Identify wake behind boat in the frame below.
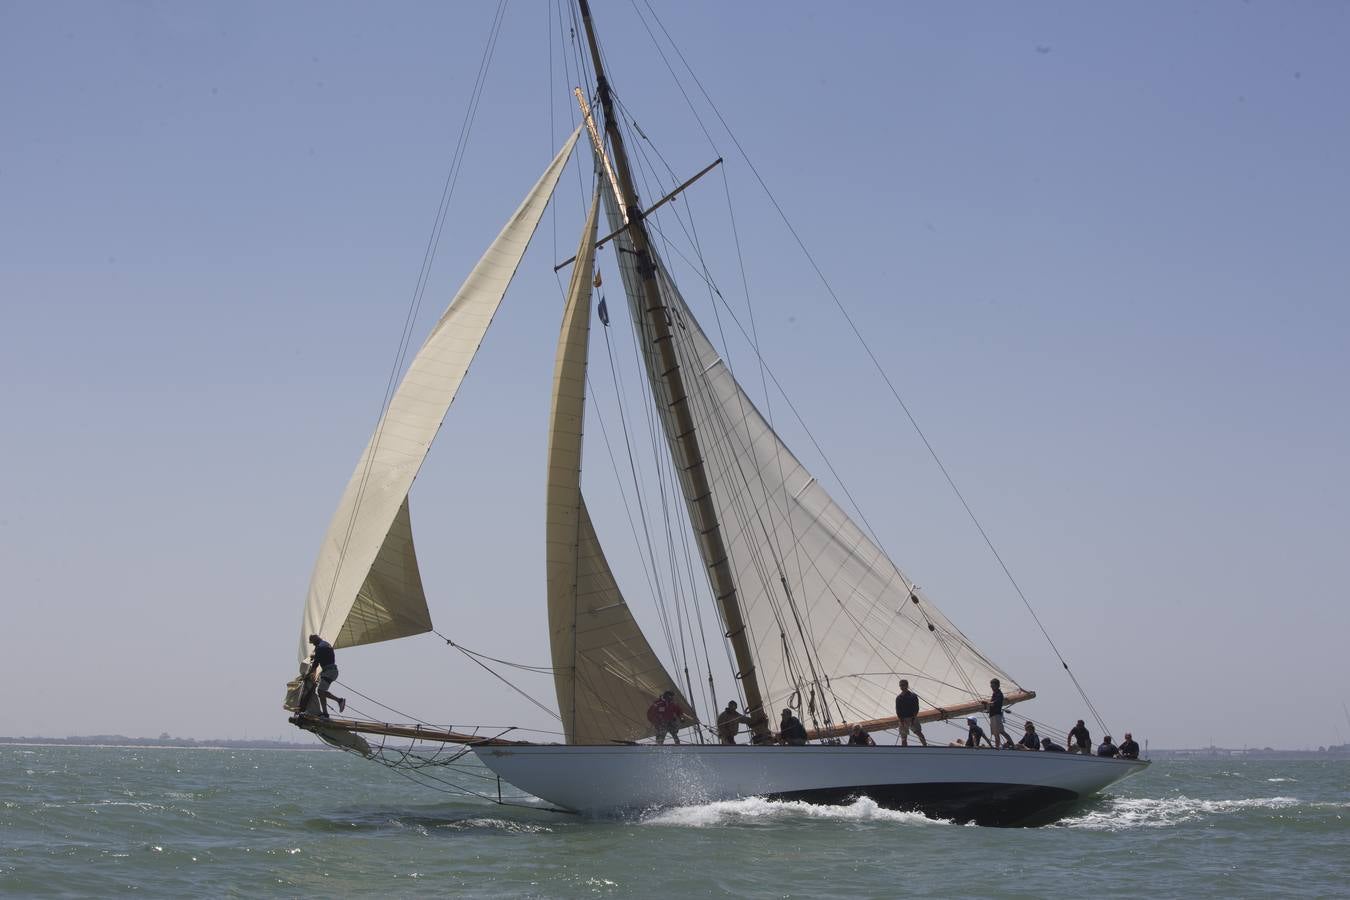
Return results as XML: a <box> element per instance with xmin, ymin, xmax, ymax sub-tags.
<box><xmin>284</xmin><ymin>0</ymin><xmax>1147</xmax><ymax>826</ymax></box>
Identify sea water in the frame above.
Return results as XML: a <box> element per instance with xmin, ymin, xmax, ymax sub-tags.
<box><xmin>2</xmin><ymin>745</ymin><xmax>1346</xmax><ymax>897</ymax></box>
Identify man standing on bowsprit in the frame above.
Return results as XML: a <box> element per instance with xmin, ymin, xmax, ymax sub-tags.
<box><xmin>306</xmin><ymin>634</ymin><xmax>346</xmax><ymax>718</ymax></box>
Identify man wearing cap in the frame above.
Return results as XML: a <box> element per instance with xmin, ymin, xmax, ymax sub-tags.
<box><xmin>647</xmin><ymin>691</ymin><xmax>685</xmax><ymax>744</ymax></box>
<box><xmin>965</xmin><ymin>716</ymin><xmax>991</xmax><ymax>748</ymax></box>
<box><xmin>306</xmin><ymin>634</ymin><xmax>346</xmax><ymax>718</ymax></box>
<box><xmin>1118</xmin><ymin>732</ymin><xmax>1140</xmax><ymax>759</ymax></box>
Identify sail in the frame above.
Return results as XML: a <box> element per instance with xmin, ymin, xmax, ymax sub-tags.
<box><xmin>300</xmin><ymin>127</ymin><xmax>582</xmax><ymax>661</ymax></box>
<box><xmin>546</xmin><ymin>187</ymin><xmax>695</xmax><ymax>743</ymax></box>
<box><xmin>601</xmin><ymin>192</ymin><xmax>1022</xmax><ymax>728</ymax></box>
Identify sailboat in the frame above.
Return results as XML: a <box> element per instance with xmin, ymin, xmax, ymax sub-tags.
<box><xmin>285</xmin><ymin>0</ymin><xmax>1148</xmax><ymax>826</ymax></box>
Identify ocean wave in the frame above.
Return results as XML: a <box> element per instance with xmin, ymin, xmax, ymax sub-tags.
<box><xmin>638</xmin><ymin>795</ymin><xmax>948</xmax><ymax>828</ymax></box>
<box><xmin>1061</xmin><ymin>795</ymin><xmax>1301</xmax><ymax>830</ymax></box>
<box><xmin>434</xmin><ymin>817</ymin><xmax>554</xmax><ymax>834</ymax></box>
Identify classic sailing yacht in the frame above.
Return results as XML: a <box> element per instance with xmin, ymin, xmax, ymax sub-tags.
<box><xmin>286</xmin><ymin>1</ymin><xmax>1147</xmax><ymax>826</ymax></box>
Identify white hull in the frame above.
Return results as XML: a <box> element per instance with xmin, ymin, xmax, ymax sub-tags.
<box><xmin>474</xmin><ymin>744</ymin><xmax>1148</xmax><ymax>826</ymax></box>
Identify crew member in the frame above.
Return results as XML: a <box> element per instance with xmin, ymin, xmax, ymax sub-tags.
<box><xmin>647</xmin><ymin>690</ymin><xmax>684</xmax><ymax>744</ymax></box>
<box><xmin>716</xmin><ymin>700</ymin><xmax>752</xmax><ymax>745</ymax></box>
<box><xmin>779</xmin><ymin>709</ymin><xmax>808</xmax><ymax>745</ymax></box>
<box><xmin>306</xmin><ymin>634</ymin><xmax>346</xmax><ymax>718</ymax></box>
<box><xmin>895</xmin><ymin>679</ymin><xmax>927</xmax><ymax>747</ymax></box>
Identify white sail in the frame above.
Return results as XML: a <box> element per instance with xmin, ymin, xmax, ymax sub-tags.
<box><xmin>300</xmin><ymin>127</ymin><xmax>582</xmax><ymax>661</ymax></box>
<box><xmin>601</xmin><ymin>193</ymin><xmax>1021</xmax><ymax>727</ymax></box>
<box><xmin>546</xmin><ymin>187</ymin><xmax>695</xmax><ymax>743</ymax></box>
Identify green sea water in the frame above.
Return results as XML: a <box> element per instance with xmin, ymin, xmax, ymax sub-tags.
<box><xmin>2</xmin><ymin>745</ymin><xmax>1346</xmax><ymax>897</ymax></box>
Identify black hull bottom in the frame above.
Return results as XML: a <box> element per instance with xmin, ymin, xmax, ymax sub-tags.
<box><xmin>766</xmin><ymin>782</ymin><xmax>1082</xmax><ymax>827</ymax></box>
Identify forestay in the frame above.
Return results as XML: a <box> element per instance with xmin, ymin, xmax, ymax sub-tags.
<box><xmin>601</xmin><ymin>192</ymin><xmax>1022</xmax><ymax>728</ymax></box>
<box><xmin>545</xmin><ymin>187</ymin><xmax>695</xmax><ymax>743</ymax></box>
<box><xmin>300</xmin><ymin>127</ymin><xmax>582</xmax><ymax>661</ymax></box>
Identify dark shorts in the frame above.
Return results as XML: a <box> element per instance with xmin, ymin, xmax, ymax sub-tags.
<box><xmin>318</xmin><ymin>665</ymin><xmax>338</xmax><ymax>689</ymax></box>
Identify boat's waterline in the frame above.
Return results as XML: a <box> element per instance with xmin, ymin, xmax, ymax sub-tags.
<box><xmin>473</xmin><ymin>744</ymin><xmax>1149</xmax><ymax>826</ymax></box>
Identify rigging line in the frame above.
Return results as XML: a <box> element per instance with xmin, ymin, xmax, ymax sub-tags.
<box><xmin>628</xmin><ymin>0</ymin><xmax>720</xmax><ymax>154</ymax></box>
<box><xmin>334</xmin><ymin>681</ymin><xmax>434</xmax><ymax>727</ymax></box>
<box><xmin>664</xmin><ymin>319</ymin><xmax>815</xmax><ymax>719</ymax></box>
<box><xmin>376</xmin><ymin>747</ymin><xmax>571</xmax><ymax>814</ymax></box>
<box><xmin>652</xmin><ymin>420</ymin><xmax>717</xmax><ymax>721</ymax></box>
<box><xmin>587</xmin><ymin>369</ymin><xmax>666</xmax><ymax>611</ymax></box>
<box><xmin>712</xmin><ymin>164</ymin><xmax>827</xmax><ymax>709</ymax></box>
<box><xmin>320</xmin><ymin>0</ymin><xmax>510</xmax><ymax>616</ymax></box>
<box><xmin>600</xmin><ymin>320</ymin><xmax>681</xmax><ymax>667</ymax></box>
<box><xmin>597</xmin><ymin>173</ymin><xmax>748</xmax><ymax>714</ymax></box>
<box><xmin>596</xmin><ymin>105</ymin><xmax>718</xmax><ymax>696</ymax></box>
<box><xmin>637</xmin><ymin>0</ymin><xmax>1103</xmax><ymax>733</ymax></box>
<box><xmin>434</xmin><ymin>632</ymin><xmax>563</xmax><ymax>722</ymax></box>
<box><xmin>544</xmin><ymin>183</ymin><xmax>666</xmax><ymax>635</ymax></box>
<box><xmin>608</xmin><ymin>216</ymin><xmax>698</xmax><ymax>676</ymax></box>
<box><xmin>432</xmin><ymin>631</ymin><xmax>557</xmax><ymax>674</ymax></box>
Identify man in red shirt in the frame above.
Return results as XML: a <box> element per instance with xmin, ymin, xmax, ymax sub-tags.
<box><xmin>647</xmin><ymin>690</ymin><xmax>684</xmax><ymax>744</ymax></box>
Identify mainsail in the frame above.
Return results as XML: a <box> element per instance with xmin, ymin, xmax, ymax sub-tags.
<box><xmin>601</xmin><ymin>192</ymin><xmax>1023</xmax><ymax>729</ymax></box>
<box><xmin>545</xmin><ymin>187</ymin><xmax>695</xmax><ymax>743</ymax></box>
<box><xmin>300</xmin><ymin>127</ymin><xmax>581</xmax><ymax>661</ymax></box>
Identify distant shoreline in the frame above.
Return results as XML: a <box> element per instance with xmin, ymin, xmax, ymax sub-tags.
<box><xmin>1</xmin><ymin>736</ymin><xmax>321</xmax><ymax>751</ymax></box>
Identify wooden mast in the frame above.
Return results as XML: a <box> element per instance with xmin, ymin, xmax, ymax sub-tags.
<box><xmin>574</xmin><ymin>0</ymin><xmax>770</xmax><ymax>741</ymax></box>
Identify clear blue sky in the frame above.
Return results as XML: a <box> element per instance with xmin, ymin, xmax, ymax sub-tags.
<box><xmin>2</xmin><ymin>1</ymin><xmax>1346</xmax><ymax>749</ymax></box>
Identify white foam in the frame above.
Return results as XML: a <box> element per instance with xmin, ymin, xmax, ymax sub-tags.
<box><xmin>1061</xmin><ymin>795</ymin><xmax>1301</xmax><ymax>830</ymax></box>
<box><xmin>638</xmin><ymin>795</ymin><xmax>949</xmax><ymax>828</ymax></box>
<box><xmin>436</xmin><ymin>817</ymin><xmax>554</xmax><ymax>834</ymax></box>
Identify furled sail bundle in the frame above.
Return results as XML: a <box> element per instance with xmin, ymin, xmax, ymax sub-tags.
<box><xmin>600</xmin><ymin>191</ymin><xmax>1022</xmax><ymax>729</ymax></box>
<box><xmin>545</xmin><ymin>187</ymin><xmax>695</xmax><ymax>744</ymax></box>
<box><xmin>300</xmin><ymin>127</ymin><xmax>581</xmax><ymax>661</ymax></box>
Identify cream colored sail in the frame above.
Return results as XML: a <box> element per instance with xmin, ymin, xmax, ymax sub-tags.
<box><xmin>300</xmin><ymin>127</ymin><xmax>581</xmax><ymax>661</ymax></box>
<box><xmin>601</xmin><ymin>192</ymin><xmax>1021</xmax><ymax>728</ymax></box>
<box><xmin>546</xmin><ymin>187</ymin><xmax>695</xmax><ymax>743</ymax></box>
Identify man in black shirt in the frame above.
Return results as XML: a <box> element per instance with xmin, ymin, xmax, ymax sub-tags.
<box><xmin>306</xmin><ymin>633</ymin><xmax>347</xmax><ymax>718</ymax></box>
<box><xmin>965</xmin><ymin>716</ymin><xmax>991</xmax><ymax>748</ymax></box>
<box><xmin>1067</xmin><ymin>719</ymin><xmax>1092</xmax><ymax>755</ymax></box>
<box><xmin>987</xmin><ymin>678</ymin><xmax>1013</xmax><ymax>749</ymax></box>
<box><xmin>716</xmin><ymin>701</ymin><xmax>752</xmax><ymax>745</ymax></box>
<box><xmin>1097</xmin><ymin>735</ymin><xmax>1119</xmax><ymax>757</ymax></box>
<box><xmin>1117</xmin><ymin>732</ymin><xmax>1140</xmax><ymax>760</ymax></box>
<box><xmin>778</xmin><ymin>709</ymin><xmax>808</xmax><ymax>745</ymax></box>
<box><xmin>894</xmin><ymin>679</ymin><xmax>927</xmax><ymax>747</ymax></box>
<box><xmin>1018</xmin><ymin>720</ymin><xmax>1041</xmax><ymax>750</ymax></box>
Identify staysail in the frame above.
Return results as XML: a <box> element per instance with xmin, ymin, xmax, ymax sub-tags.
<box><xmin>300</xmin><ymin>127</ymin><xmax>582</xmax><ymax>661</ymax></box>
<box><xmin>601</xmin><ymin>192</ymin><xmax>1023</xmax><ymax>728</ymax></box>
<box><xmin>546</xmin><ymin>186</ymin><xmax>695</xmax><ymax>743</ymax></box>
